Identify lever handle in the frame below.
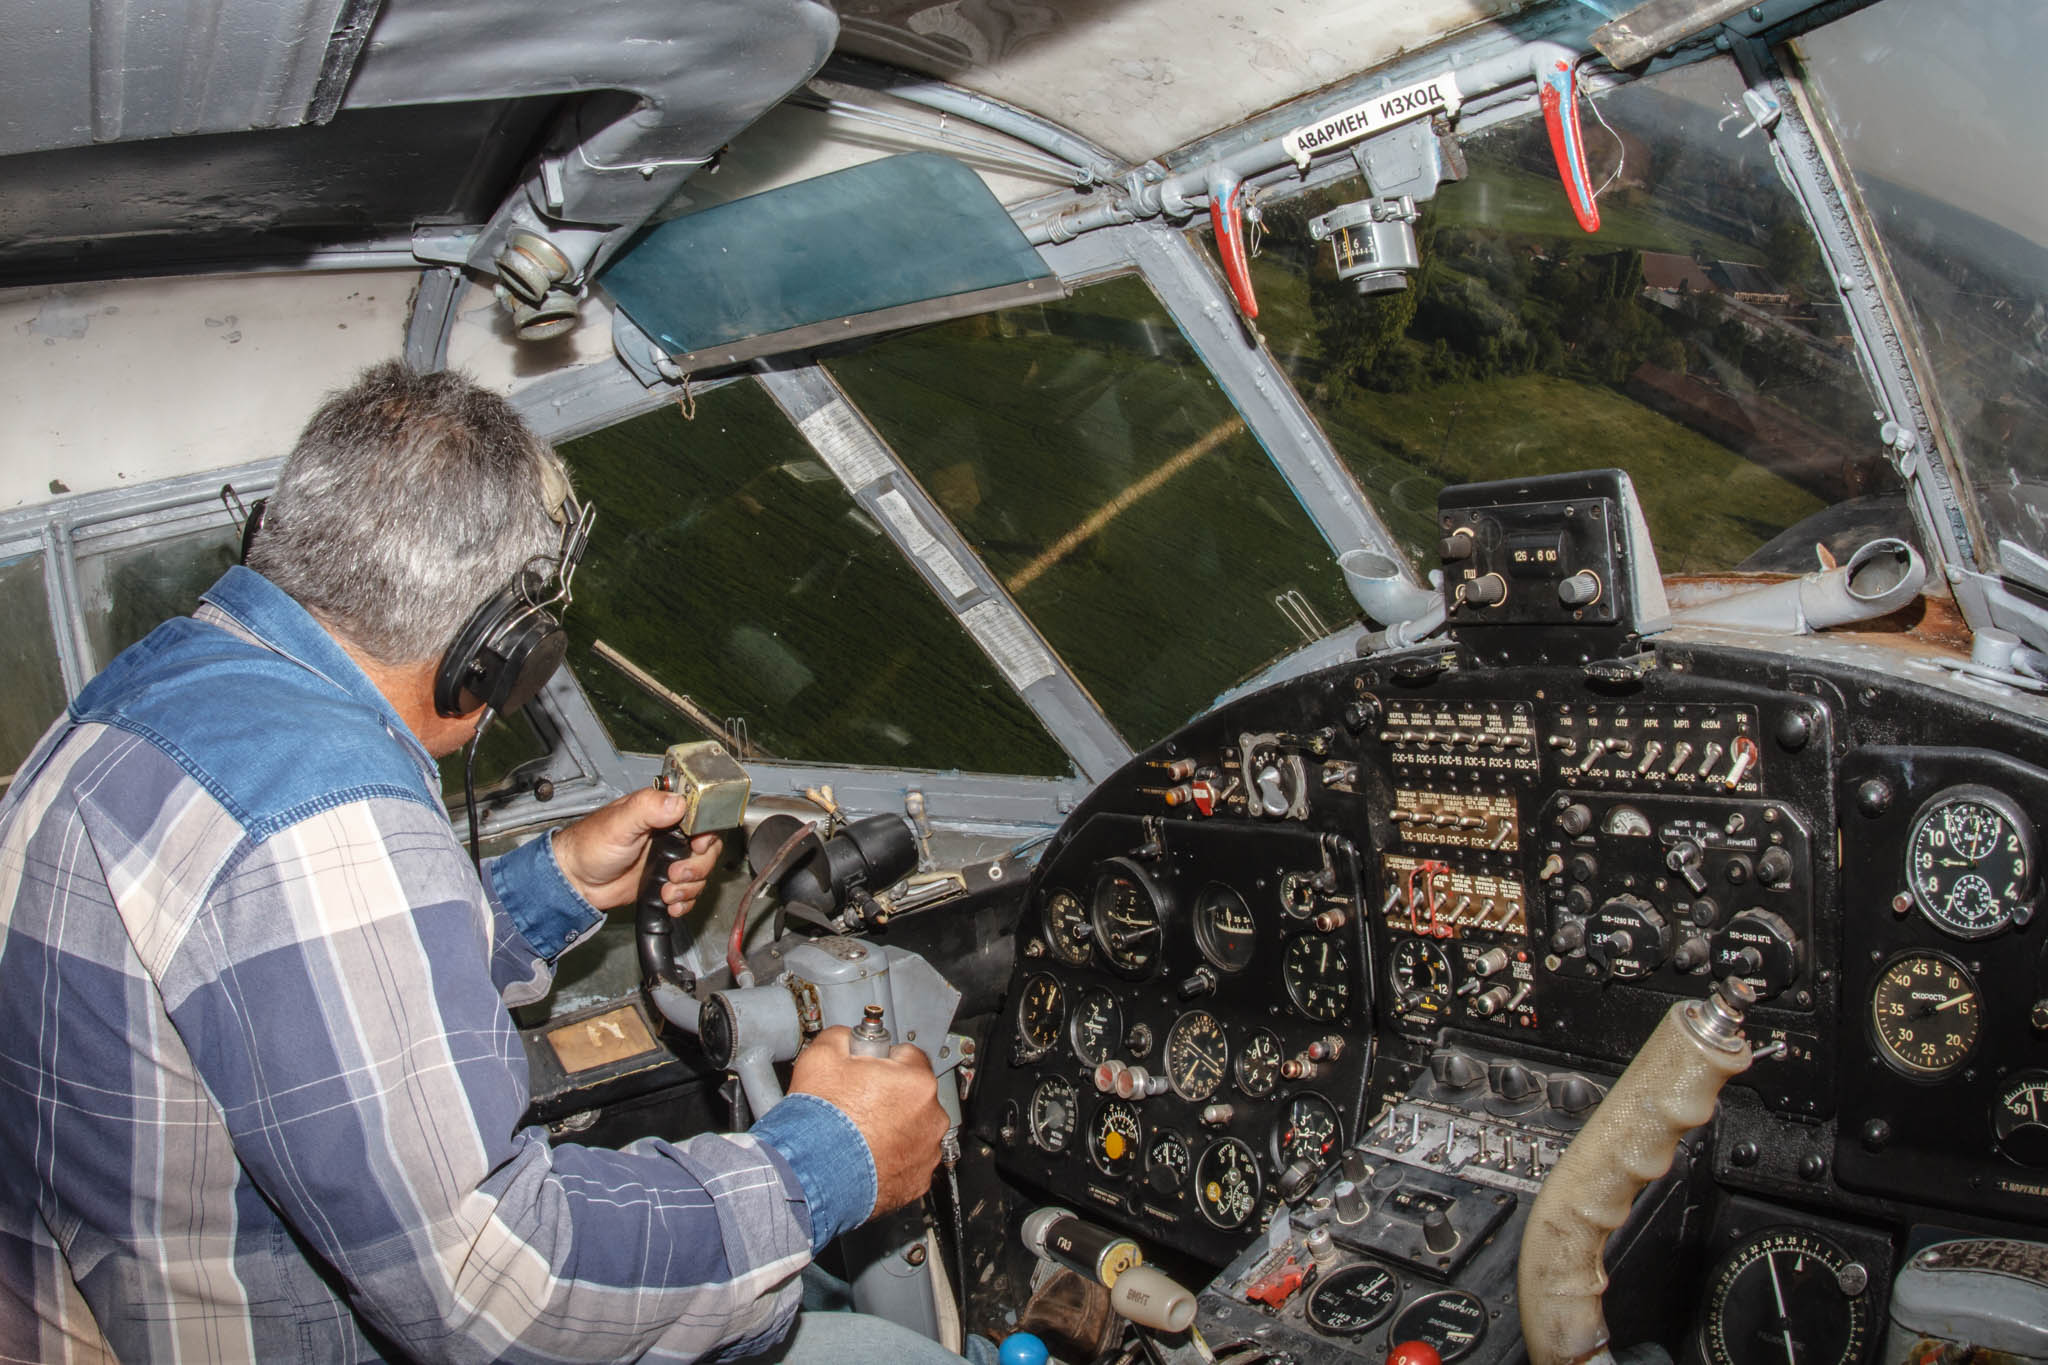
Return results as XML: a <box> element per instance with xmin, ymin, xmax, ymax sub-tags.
<box><xmin>1207</xmin><ymin>170</ymin><xmax>1261</xmax><ymax>319</ymax></box>
<box><xmin>636</xmin><ymin>826</ymin><xmax>697</xmax><ymax>992</ymax></box>
<box><xmin>1536</xmin><ymin>56</ymin><xmax>1601</xmax><ymax>233</ymax></box>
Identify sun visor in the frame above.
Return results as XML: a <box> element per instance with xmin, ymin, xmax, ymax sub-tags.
<box><xmin>600</xmin><ymin>152</ymin><xmax>1064</xmax><ymax>376</ymax></box>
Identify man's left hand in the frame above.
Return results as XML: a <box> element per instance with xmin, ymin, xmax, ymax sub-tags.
<box><xmin>551</xmin><ymin>788</ymin><xmax>723</xmax><ymax>914</ymax></box>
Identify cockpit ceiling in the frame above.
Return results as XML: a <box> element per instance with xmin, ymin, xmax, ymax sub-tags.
<box><xmin>832</xmin><ymin>0</ymin><xmax>1526</xmax><ymax>165</ymax></box>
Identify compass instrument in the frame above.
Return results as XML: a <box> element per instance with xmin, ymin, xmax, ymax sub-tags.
<box><xmin>1194</xmin><ymin>1136</ymin><xmax>1261</xmax><ymax>1229</ymax></box>
<box><xmin>1283</xmin><ymin>933</ymin><xmax>1351</xmax><ymax>1021</ymax></box>
<box><xmin>1698</xmin><ymin>1228</ymin><xmax>1872</xmax><ymax>1365</ymax></box>
<box><xmin>1194</xmin><ymin>882</ymin><xmax>1258</xmax><ymax>972</ymax></box>
<box><xmin>1091</xmin><ymin>857</ymin><xmax>1168</xmax><ymax>977</ymax></box>
<box><xmin>1905</xmin><ymin>786</ymin><xmax>2035</xmax><ymax>939</ymax></box>
<box><xmin>1868</xmin><ymin>950</ymin><xmax>1981</xmax><ymax>1079</ymax></box>
<box><xmin>1165</xmin><ymin>1010</ymin><xmax>1229</xmax><ymax>1101</ymax></box>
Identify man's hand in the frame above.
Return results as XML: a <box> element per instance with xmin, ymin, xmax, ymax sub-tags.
<box><xmin>788</xmin><ymin>1026</ymin><xmax>949</xmax><ymax>1218</ymax></box>
<box><xmin>550</xmin><ymin>787</ymin><xmax>723</xmax><ymax>914</ymax></box>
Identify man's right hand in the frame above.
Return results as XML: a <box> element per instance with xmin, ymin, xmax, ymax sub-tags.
<box><xmin>787</xmin><ymin>1026</ymin><xmax>949</xmax><ymax>1218</ymax></box>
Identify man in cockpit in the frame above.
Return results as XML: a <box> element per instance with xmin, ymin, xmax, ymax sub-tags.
<box><xmin>0</xmin><ymin>362</ymin><xmax>959</xmax><ymax>1364</ymax></box>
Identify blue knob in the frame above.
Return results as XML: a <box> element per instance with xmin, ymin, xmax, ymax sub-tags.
<box><xmin>999</xmin><ymin>1331</ymin><xmax>1049</xmax><ymax>1365</ymax></box>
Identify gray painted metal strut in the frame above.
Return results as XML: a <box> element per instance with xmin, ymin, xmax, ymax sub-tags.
<box><xmin>752</xmin><ymin>360</ymin><xmax>1133</xmax><ymax>785</ymax></box>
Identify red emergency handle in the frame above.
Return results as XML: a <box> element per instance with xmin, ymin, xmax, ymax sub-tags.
<box><xmin>1537</xmin><ymin>57</ymin><xmax>1601</xmax><ymax>233</ymax></box>
<box><xmin>1207</xmin><ymin>170</ymin><xmax>1259</xmax><ymax>319</ymax></box>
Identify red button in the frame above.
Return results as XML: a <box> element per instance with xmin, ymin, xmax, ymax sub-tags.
<box><xmin>1388</xmin><ymin>1344</ymin><xmax>1443</xmax><ymax>1365</ymax></box>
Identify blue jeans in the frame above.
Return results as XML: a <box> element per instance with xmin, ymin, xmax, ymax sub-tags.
<box><xmin>730</xmin><ymin>1309</ymin><xmax>977</xmax><ymax>1365</ymax></box>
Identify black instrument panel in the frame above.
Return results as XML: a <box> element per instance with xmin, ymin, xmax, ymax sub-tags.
<box><xmin>980</xmin><ymin>816</ymin><xmax>1373</xmax><ymax>1264</ymax></box>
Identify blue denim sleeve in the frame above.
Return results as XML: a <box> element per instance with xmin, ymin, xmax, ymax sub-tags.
<box><xmin>749</xmin><ymin>1093</ymin><xmax>879</xmax><ymax>1253</ymax></box>
<box><xmin>485</xmin><ymin>828</ymin><xmax>605</xmax><ymax>963</ymax></box>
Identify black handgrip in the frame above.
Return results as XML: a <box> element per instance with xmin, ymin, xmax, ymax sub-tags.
<box><xmin>637</xmin><ymin>826</ymin><xmax>697</xmax><ymax>992</ymax></box>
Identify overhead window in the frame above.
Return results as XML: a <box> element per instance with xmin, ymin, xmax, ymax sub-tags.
<box><xmin>555</xmin><ymin>379</ymin><xmax>1071</xmax><ymax>775</ymax></box>
<box><xmin>827</xmin><ymin>274</ymin><xmax>1358</xmax><ymax>751</ymax></box>
<box><xmin>0</xmin><ymin>551</ymin><xmax>68</xmax><ymax>797</ymax></box>
<box><xmin>1241</xmin><ymin>56</ymin><xmax>1894</xmax><ymax>575</ymax></box>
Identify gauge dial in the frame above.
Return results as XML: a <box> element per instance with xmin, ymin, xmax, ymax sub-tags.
<box><xmin>1283</xmin><ymin>934</ymin><xmax>1351</xmax><ymax>1021</ymax></box>
<box><xmin>1015</xmin><ymin>973</ymin><xmax>1065</xmax><ymax>1060</ymax></box>
<box><xmin>1869</xmin><ymin>950</ymin><xmax>1981</xmax><ymax>1079</ymax></box>
<box><xmin>1602</xmin><ymin>804</ymin><xmax>1652</xmax><ymax>837</ymax></box>
<box><xmin>1993</xmin><ymin>1069</ymin><xmax>2048</xmax><ymax>1167</ymax></box>
<box><xmin>1041</xmin><ymin>890</ymin><xmax>1091</xmax><ymax>965</ymax></box>
<box><xmin>1906</xmin><ymin>786</ymin><xmax>2034</xmax><ymax>939</ymax></box>
<box><xmin>1280</xmin><ymin>871</ymin><xmax>1320</xmax><ymax>919</ymax></box>
<box><xmin>1699</xmin><ymin>1228</ymin><xmax>1872</xmax><ymax>1365</ymax></box>
<box><xmin>1195</xmin><ymin>883</ymin><xmax>1258</xmax><ymax>973</ymax></box>
<box><xmin>1305</xmin><ymin>1263</ymin><xmax>1399</xmax><ymax>1335</ymax></box>
<box><xmin>1165</xmin><ymin>1010</ymin><xmax>1229</xmax><ymax>1101</ymax></box>
<box><xmin>1387</xmin><ymin>1291</ymin><xmax>1487</xmax><ymax>1362</ymax></box>
<box><xmin>1194</xmin><ymin>1137</ymin><xmax>1262</xmax><ymax>1229</ymax></box>
<box><xmin>1146</xmin><ymin>1130</ymin><xmax>1191</xmax><ymax>1195</ymax></box>
<box><xmin>1272</xmin><ymin>1092</ymin><xmax>1343</xmax><ymax>1169</ymax></box>
<box><xmin>1028</xmin><ymin>1077</ymin><xmax>1078</xmax><ymax>1153</ymax></box>
<box><xmin>1069</xmin><ymin>987</ymin><xmax>1123</xmax><ymax>1067</ymax></box>
<box><xmin>1088</xmin><ymin>1099</ymin><xmax>1144</xmax><ymax>1179</ymax></box>
<box><xmin>1235</xmin><ymin>1028</ymin><xmax>1283</xmax><ymax>1098</ymax></box>
<box><xmin>1392</xmin><ymin>937</ymin><xmax>1454</xmax><ymax>1018</ymax></box>
<box><xmin>1090</xmin><ymin>858</ymin><xmax>1167</xmax><ymax>977</ymax></box>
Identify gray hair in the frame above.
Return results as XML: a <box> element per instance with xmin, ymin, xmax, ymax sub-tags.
<box><xmin>248</xmin><ymin>361</ymin><xmax>569</xmax><ymax>667</ymax></box>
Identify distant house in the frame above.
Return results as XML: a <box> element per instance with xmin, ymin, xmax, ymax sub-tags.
<box><xmin>1638</xmin><ymin>250</ymin><xmax>1792</xmax><ymax>312</ymax></box>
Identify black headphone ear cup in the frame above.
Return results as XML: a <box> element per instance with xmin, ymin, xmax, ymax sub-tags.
<box><xmin>433</xmin><ymin>593</ymin><xmax>569</xmax><ymax>717</ymax></box>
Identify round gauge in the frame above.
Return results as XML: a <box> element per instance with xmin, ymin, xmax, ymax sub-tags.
<box><xmin>1041</xmin><ymin>890</ymin><xmax>1092</xmax><ymax>965</ymax></box>
<box><xmin>1235</xmin><ymin>1028</ymin><xmax>1283</xmax><ymax>1098</ymax></box>
<box><xmin>1194</xmin><ymin>883</ymin><xmax>1258</xmax><ymax>973</ymax></box>
<box><xmin>1386</xmin><ymin>1291</ymin><xmax>1487</xmax><ymax>1362</ymax></box>
<box><xmin>1869</xmin><ymin>950</ymin><xmax>1981</xmax><ymax>1079</ymax></box>
<box><xmin>1906</xmin><ymin>786</ymin><xmax>2035</xmax><ymax>939</ymax></box>
<box><xmin>1090</xmin><ymin>858</ymin><xmax>1168</xmax><ymax>977</ymax></box>
<box><xmin>1015</xmin><ymin>972</ymin><xmax>1065</xmax><ymax>1060</ymax></box>
<box><xmin>1088</xmin><ymin>1099</ymin><xmax>1144</xmax><ymax>1179</ymax></box>
<box><xmin>1272</xmin><ymin>1092</ymin><xmax>1343</xmax><ymax>1170</ymax></box>
<box><xmin>1305</xmin><ymin>1263</ymin><xmax>1399</xmax><ymax>1335</ymax></box>
<box><xmin>1028</xmin><ymin>1077</ymin><xmax>1078</xmax><ymax>1154</ymax></box>
<box><xmin>1165</xmin><ymin>1010</ymin><xmax>1230</xmax><ymax>1101</ymax></box>
<box><xmin>1279</xmin><ymin>871</ymin><xmax>1320</xmax><ymax>918</ymax></box>
<box><xmin>1068</xmin><ymin>987</ymin><xmax>1123</xmax><ymax>1067</ymax></box>
<box><xmin>1602</xmin><ymin>804</ymin><xmax>1652</xmax><ymax>837</ymax></box>
<box><xmin>1194</xmin><ymin>1137</ymin><xmax>1262</xmax><ymax>1230</ymax></box>
<box><xmin>1392</xmin><ymin>937</ymin><xmax>1454</xmax><ymax>1017</ymax></box>
<box><xmin>1283</xmin><ymin>935</ymin><xmax>1351</xmax><ymax>1021</ymax></box>
<box><xmin>1146</xmin><ymin>1130</ymin><xmax>1191</xmax><ymax>1195</ymax></box>
<box><xmin>1992</xmin><ymin>1069</ymin><xmax>2048</xmax><ymax>1167</ymax></box>
<box><xmin>1698</xmin><ymin>1228</ymin><xmax>1873</xmax><ymax>1365</ymax></box>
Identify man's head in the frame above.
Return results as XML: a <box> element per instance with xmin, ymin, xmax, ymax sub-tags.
<box><xmin>248</xmin><ymin>362</ymin><xmax>577</xmax><ymax>749</ymax></box>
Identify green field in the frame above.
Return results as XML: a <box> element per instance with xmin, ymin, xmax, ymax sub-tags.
<box><xmin>1433</xmin><ymin>163</ymin><xmax>1767</xmax><ymax>267</ymax></box>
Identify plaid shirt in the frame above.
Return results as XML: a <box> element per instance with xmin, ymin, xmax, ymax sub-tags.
<box><xmin>0</xmin><ymin>567</ymin><xmax>874</xmax><ymax>1363</ymax></box>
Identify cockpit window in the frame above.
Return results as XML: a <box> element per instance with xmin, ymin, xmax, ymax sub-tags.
<box><xmin>1245</xmin><ymin>56</ymin><xmax>1892</xmax><ymax>576</ymax></box>
<box><xmin>1798</xmin><ymin>0</ymin><xmax>2048</xmax><ymax>568</ymax></box>
<box><xmin>0</xmin><ymin>550</ymin><xmax>67</xmax><ymax>797</ymax></box>
<box><xmin>556</xmin><ymin>378</ymin><xmax>1072</xmax><ymax>775</ymax></box>
<box><xmin>826</xmin><ymin>274</ymin><xmax>1358</xmax><ymax>750</ymax></box>
<box><xmin>78</xmin><ymin>523</ymin><xmax>239</xmax><ymax>668</ymax></box>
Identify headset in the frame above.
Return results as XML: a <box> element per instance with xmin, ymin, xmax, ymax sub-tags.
<box><xmin>431</xmin><ymin>470</ymin><xmax>596</xmax><ymax>718</ymax></box>
<box><xmin>238</xmin><ymin>467</ymin><xmax>596</xmax><ymax>721</ymax></box>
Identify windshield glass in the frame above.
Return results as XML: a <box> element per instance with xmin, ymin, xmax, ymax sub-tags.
<box><xmin>1798</xmin><ymin>0</ymin><xmax>2048</xmax><ymax>569</ymax></box>
<box><xmin>827</xmin><ymin>274</ymin><xmax>1358</xmax><ymax>750</ymax></box>
<box><xmin>555</xmin><ymin>379</ymin><xmax>1071</xmax><ymax>775</ymax></box>
<box><xmin>1245</xmin><ymin>55</ymin><xmax>1895</xmax><ymax>575</ymax></box>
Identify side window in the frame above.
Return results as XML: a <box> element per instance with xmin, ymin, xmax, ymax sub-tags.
<box><xmin>1245</xmin><ymin>57</ymin><xmax>1893</xmax><ymax>574</ymax></box>
<box><xmin>827</xmin><ymin>275</ymin><xmax>1357</xmax><ymax>750</ymax></box>
<box><xmin>0</xmin><ymin>551</ymin><xmax>69</xmax><ymax>797</ymax></box>
<box><xmin>556</xmin><ymin>378</ymin><xmax>1072</xmax><ymax>776</ymax></box>
<box><xmin>76</xmin><ymin>524</ymin><xmax>239</xmax><ymax>667</ymax></box>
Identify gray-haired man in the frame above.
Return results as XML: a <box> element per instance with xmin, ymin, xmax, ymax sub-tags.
<box><xmin>0</xmin><ymin>363</ymin><xmax>955</xmax><ymax>1363</ymax></box>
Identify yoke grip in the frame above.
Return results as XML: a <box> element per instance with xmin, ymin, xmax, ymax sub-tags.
<box><xmin>637</xmin><ymin>826</ymin><xmax>697</xmax><ymax>990</ymax></box>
